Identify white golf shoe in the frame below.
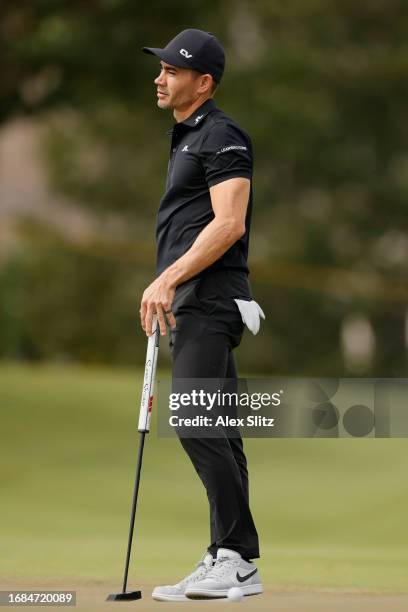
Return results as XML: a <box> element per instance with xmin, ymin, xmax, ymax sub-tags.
<box><xmin>185</xmin><ymin>548</ymin><xmax>263</xmax><ymax>599</ymax></box>
<box><xmin>152</xmin><ymin>551</ymin><xmax>214</xmax><ymax>601</ymax></box>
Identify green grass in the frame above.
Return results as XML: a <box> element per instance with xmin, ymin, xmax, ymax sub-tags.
<box><xmin>0</xmin><ymin>363</ymin><xmax>407</xmax><ymax>592</ymax></box>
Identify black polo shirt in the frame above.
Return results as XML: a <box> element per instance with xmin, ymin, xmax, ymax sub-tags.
<box><xmin>156</xmin><ymin>98</ymin><xmax>253</xmax><ymax>277</ymax></box>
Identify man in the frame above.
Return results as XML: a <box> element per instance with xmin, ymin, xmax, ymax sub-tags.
<box><xmin>140</xmin><ymin>29</ymin><xmax>264</xmax><ymax>601</ymax></box>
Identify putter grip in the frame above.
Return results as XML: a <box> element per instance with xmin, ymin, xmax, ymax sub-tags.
<box><xmin>138</xmin><ymin>316</ymin><xmax>159</xmax><ymax>432</ymax></box>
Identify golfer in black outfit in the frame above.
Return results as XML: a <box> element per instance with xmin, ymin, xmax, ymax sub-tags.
<box><xmin>140</xmin><ymin>29</ymin><xmax>263</xmax><ymax>601</ymax></box>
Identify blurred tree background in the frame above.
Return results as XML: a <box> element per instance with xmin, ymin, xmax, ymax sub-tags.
<box><xmin>0</xmin><ymin>0</ymin><xmax>407</xmax><ymax>375</ymax></box>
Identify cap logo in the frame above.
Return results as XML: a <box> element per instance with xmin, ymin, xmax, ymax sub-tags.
<box><xmin>180</xmin><ymin>48</ymin><xmax>193</xmax><ymax>59</ymax></box>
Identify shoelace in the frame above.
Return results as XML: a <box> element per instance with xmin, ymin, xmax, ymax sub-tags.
<box><xmin>204</xmin><ymin>556</ymin><xmax>240</xmax><ymax>580</ymax></box>
<box><xmin>177</xmin><ymin>560</ymin><xmax>210</xmax><ymax>588</ymax></box>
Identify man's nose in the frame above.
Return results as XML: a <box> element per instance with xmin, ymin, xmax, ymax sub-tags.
<box><xmin>154</xmin><ymin>70</ymin><xmax>165</xmax><ymax>85</ymax></box>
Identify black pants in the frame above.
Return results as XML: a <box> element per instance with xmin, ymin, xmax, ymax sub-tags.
<box><xmin>169</xmin><ymin>270</ymin><xmax>260</xmax><ymax>560</ymax></box>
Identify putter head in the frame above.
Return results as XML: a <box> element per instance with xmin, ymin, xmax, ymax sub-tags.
<box><xmin>106</xmin><ymin>591</ymin><xmax>142</xmax><ymax>601</ymax></box>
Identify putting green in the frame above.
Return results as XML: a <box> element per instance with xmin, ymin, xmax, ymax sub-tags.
<box><xmin>0</xmin><ymin>364</ymin><xmax>407</xmax><ymax>593</ymax></box>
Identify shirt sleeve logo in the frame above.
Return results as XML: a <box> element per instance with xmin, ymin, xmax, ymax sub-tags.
<box><xmin>180</xmin><ymin>48</ymin><xmax>193</xmax><ymax>59</ymax></box>
<box><xmin>216</xmin><ymin>145</ymin><xmax>247</xmax><ymax>155</ymax></box>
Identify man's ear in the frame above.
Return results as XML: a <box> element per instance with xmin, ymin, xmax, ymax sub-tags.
<box><xmin>198</xmin><ymin>74</ymin><xmax>213</xmax><ymax>95</ymax></box>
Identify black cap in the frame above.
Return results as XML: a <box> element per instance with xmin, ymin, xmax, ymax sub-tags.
<box><xmin>142</xmin><ymin>28</ymin><xmax>225</xmax><ymax>84</ymax></box>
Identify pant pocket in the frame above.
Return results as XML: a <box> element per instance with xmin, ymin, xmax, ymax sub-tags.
<box><xmin>172</xmin><ymin>278</ymin><xmax>202</xmax><ymax>315</ymax></box>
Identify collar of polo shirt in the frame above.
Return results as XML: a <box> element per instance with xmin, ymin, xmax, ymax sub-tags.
<box><xmin>166</xmin><ymin>98</ymin><xmax>216</xmax><ymax>135</ymax></box>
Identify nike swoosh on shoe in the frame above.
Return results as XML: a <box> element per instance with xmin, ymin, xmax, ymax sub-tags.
<box><xmin>236</xmin><ymin>568</ymin><xmax>258</xmax><ymax>583</ymax></box>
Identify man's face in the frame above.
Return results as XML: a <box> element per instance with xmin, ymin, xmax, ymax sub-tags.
<box><xmin>154</xmin><ymin>61</ymin><xmax>204</xmax><ymax>110</ymax></box>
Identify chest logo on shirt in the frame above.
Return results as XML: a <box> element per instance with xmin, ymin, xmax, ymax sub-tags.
<box><xmin>182</xmin><ymin>145</ymin><xmax>189</xmax><ymax>152</ymax></box>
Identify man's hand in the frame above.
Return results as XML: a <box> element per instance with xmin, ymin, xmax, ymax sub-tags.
<box><xmin>140</xmin><ymin>274</ymin><xmax>177</xmax><ymax>336</ymax></box>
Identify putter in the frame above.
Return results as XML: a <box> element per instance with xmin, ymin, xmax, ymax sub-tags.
<box><xmin>107</xmin><ymin>315</ymin><xmax>160</xmax><ymax>601</ymax></box>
